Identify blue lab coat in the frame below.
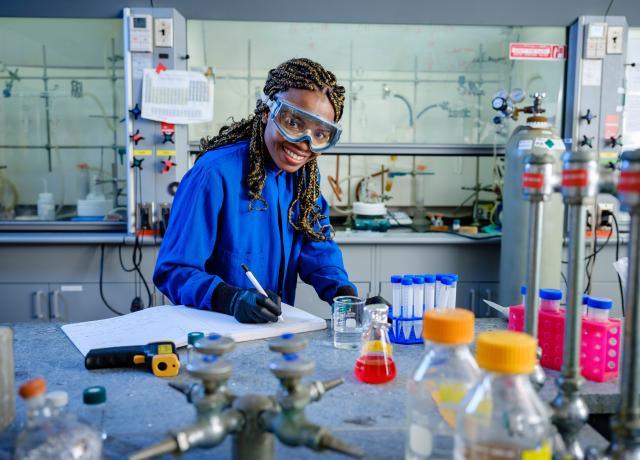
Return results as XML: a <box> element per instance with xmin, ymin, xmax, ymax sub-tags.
<box><xmin>153</xmin><ymin>139</ymin><xmax>355</xmax><ymax>310</ymax></box>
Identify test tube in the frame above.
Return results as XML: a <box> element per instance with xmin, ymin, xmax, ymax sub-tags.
<box><xmin>390</xmin><ymin>275</ymin><xmax>402</xmax><ymax>319</ymax></box>
<box><xmin>401</xmin><ymin>277</ymin><xmax>414</xmax><ymax>340</ymax></box>
<box><xmin>412</xmin><ymin>276</ymin><xmax>425</xmax><ymax>339</ymax></box>
<box><xmin>586</xmin><ymin>296</ymin><xmax>612</xmax><ymax>322</ymax></box>
<box><xmin>423</xmin><ymin>274</ymin><xmax>436</xmax><ymax>312</ymax></box>
<box><xmin>539</xmin><ymin>288</ymin><xmax>562</xmax><ymax>312</ymax></box>
<box><xmin>446</xmin><ymin>274</ymin><xmax>458</xmax><ymax>307</ymax></box>
<box><xmin>520</xmin><ymin>285</ymin><xmax>527</xmax><ymax>306</ymax></box>
<box><xmin>440</xmin><ymin>276</ymin><xmax>454</xmax><ymax>309</ymax></box>
<box><xmin>434</xmin><ymin>274</ymin><xmax>443</xmax><ymax>306</ymax></box>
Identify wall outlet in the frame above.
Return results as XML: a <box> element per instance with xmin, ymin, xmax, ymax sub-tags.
<box><xmin>154</xmin><ymin>18</ymin><xmax>173</xmax><ymax>48</ymax></box>
<box><xmin>606</xmin><ymin>26</ymin><xmax>624</xmax><ymax>54</ymax></box>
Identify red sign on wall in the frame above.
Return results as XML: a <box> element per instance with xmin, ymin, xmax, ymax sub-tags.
<box><xmin>509</xmin><ymin>43</ymin><xmax>567</xmax><ymax>60</ymax></box>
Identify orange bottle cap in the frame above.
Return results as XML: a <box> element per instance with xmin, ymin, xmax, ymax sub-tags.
<box><xmin>476</xmin><ymin>330</ymin><xmax>537</xmax><ymax>374</ymax></box>
<box><xmin>19</xmin><ymin>377</ymin><xmax>47</xmax><ymax>400</ymax></box>
<box><xmin>422</xmin><ymin>309</ymin><xmax>475</xmax><ymax>345</ymax></box>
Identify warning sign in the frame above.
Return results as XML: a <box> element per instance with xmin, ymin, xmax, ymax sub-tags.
<box><xmin>509</xmin><ymin>43</ymin><xmax>567</xmax><ymax>61</ymax></box>
<box><xmin>604</xmin><ymin>114</ymin><xmax>620</xmax><ymax>139</ymax></box>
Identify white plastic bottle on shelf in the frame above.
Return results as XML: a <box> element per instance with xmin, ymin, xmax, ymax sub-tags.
<box><xmin>406</xmin><ymin>309</ymin><xmax>479</xmax><ymax>460</ymax></box>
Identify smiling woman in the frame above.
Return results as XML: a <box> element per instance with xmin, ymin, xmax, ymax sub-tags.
<box><xmin>153</xmin><ymin>58</ymin><xmax>358</xmax><ymax>325</ymax></box>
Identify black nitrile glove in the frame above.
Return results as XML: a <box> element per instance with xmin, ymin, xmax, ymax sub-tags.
<box><xmin>212</xmin><ymin>283</ymin><xmax>281</xmax><ymax>323</ymax></box>
<box><xmin>365</xmin><ymin>295</ymin><xmax>391</xmax><ymax>306</ymax></box>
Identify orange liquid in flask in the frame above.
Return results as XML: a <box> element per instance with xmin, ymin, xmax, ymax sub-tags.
<box><xmin>354</xmin><ymin>355</ymin><xmax>397</xmax><ymax>384</ymax></box>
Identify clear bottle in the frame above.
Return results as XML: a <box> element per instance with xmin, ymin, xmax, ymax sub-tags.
<box><xmin>455</xmin><ymin>330</ymin><xmax>553</xmax><ymax>460</ymax></box>
<box><xmin>354</xmin><ymin>304</ymin><xmax>396</xmax><ymax>384</ymax></box>
<box><xmin>586</xmin><ymin>296</ymin><xmax>612</xmax><ymax>322</ymax></box>
<box><xmin>406</xmin><ymin>309</ymin><xmax>480</xmax><ymax>460</ymax></box>
<box><xmin>82</xmin><ymin>386</ymin><xmax>107</xmax><ymax>441</ymax></box>
<box><xmin>187</xmin><ymin>331</ymin><xmax>205</xmax><ymax>364</ymax></box>
<box><xmin>14</xmin><ymin>378</ymin><xmax>102</xmax><ymax>460</ymax></box>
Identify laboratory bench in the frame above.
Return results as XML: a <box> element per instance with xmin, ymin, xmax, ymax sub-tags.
<box><xmin>0</xmin><ymin>318</ymin><xmax>613</xmax><ymax>459</ymax></box>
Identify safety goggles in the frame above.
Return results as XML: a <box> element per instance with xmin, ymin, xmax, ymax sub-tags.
<box><xmin>262</xmin><ymin>95</ymin><xmax>341</xmax><ymax>152</ymax></box>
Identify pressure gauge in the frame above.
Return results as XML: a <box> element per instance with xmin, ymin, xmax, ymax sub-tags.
<box><xmin>492</xmin><ymin>96</ymin><xmax>507</xmax><ymax>111</ymax></box>
<box><xmin>510</xmin><ymin>88</ymin><xmax>526</xmax><ymax>103</ymax></box>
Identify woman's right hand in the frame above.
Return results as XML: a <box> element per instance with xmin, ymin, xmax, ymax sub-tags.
<box><xmin>212</xmin><ymin>283</ymin><xmax>282</xmax><ymax>323</ymax></box>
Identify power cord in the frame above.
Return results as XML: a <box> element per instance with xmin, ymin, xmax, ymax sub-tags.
<box><xmin>99</xmin><ymin>244</ymin><xmax>126</xmax><ymax>316</ymax></box>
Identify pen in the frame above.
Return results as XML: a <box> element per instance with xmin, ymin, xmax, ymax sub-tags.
<box><xmin>241</xmin><ymin>263</ymin><xmax>282</xmax><ymax>322</ymax></box>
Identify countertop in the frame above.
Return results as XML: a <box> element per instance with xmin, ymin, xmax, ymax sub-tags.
<box><xmin>0</xmin><ymin>318</ymin><xmax>613</xmax><ymax>459</ymax></box>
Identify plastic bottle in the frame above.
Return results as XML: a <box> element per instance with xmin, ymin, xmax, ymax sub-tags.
<box><xmin>406</xmin><ymin>309</ymin><xmax>479</xmax><ymax>460</ymax></box>
<box><xmin>37</xmin><ymin>193</ymin><xmax>55</xmax><ymax>220</ymax></box>
<box><xmin>187</xmin><ymin>331</ymin><xmax>205</xmax><ymax>364</ymax></box>
<box><xmin>539</xmin><ymin>288</ymin><xmax>562</xmax><ymax>312</ymax></box>
<box><xmin>14</xmin><ymin>378</ymin><xmax>102</xmax><ymax>460</ymax></box>
<box><xmin>424</xmin><ymin>275</ymin><xmax>436</xmax><ymax>312</ymax></box>
<box><xmin>354</xmin><ymin>304</ymin><xmax>396</xmax><ymax>384</ymax></box>
<box><xmin>586</xmin><ymin>296</ymin><xmax>612</xmax><ymax>322</ymax></box>
<box><xmin>455</xmin><ymin>331</ymin><xmax>553</xmax><ymax>460</ymax></box>
<box><xmin>82</xmin><ymin>386</ymin><xmax>107</xmax><ymax>441</ymax></box>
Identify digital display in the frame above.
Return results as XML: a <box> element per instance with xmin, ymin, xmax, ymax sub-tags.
<box><xmin>157</xmin><ymin>344</ymin><xmax>172</xmax><ymax>355</ymax></box>
<box><xmin>133</xmin><ymin>17</ymin><xmax>147</xmax><ymax>28</ymax></box>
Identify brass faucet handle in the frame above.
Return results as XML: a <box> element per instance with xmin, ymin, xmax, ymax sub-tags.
<box><xmin>268</xmin><ymin>333</ymin><xmax>308</xmax><ymax>354</ymax></box>
<box><xmin>194</xmin><ymin>333</ymin><xmax>236</xmax><ymax>356</ymax></box>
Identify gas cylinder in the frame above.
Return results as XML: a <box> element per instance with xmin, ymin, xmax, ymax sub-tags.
<box><xmin>497</xmin><ymin>95</ymin><xmax>565</xmax><ymax>307</ymax></box>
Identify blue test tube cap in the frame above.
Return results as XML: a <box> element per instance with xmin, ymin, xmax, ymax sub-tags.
<box><xmin>587</xmin><ymin>296</ymin><xmax>613</xmax><ymax>310</ymax></box>
<box><xmin>390</xmin><ymin>275</ymin><xmax>402</xmax><ymax>284</ymax></box>
<box><xmin>539</xmin><ymin>288</ymin><xmax>562</xmax><ymax>301</ymax></box>
<box><xmin>582</xmin><ymin>294</ymin><xmax>590</xmax><ymax>305</ymax></box>
<box><xmin>401</xmin><ymin>277</ymin><xmax>413</xmax><ymax>286</ymax></box>
<box><xmin>412</xmin><ymin>276</ymin><xmax>425</xmax><ymax>284</ymax></box>
<box><xmin>441</xmin><ymin>276</ymin><xmax>454</xmax><ymax>286</ymax></box>
<box><xmin>435</xmin><ymin>274</ymin><xmax>443</xmax><ymax>281</ymax></box>
<box><xmin>423</xmin><ymin>274</ymin><xmax>436</xmax><ymax>283</ymax></box>
<box><xmin>520</xmin><ymin>285</ymin><xmax>527</xmax><ymax>295</ymax></box>
<box><xmin>446</xmin><ymin>274</ymin><xmax>459</xmax><ymax>282</ymax></box>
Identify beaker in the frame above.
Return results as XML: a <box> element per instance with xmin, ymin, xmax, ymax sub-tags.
<box><xmin>354</xmin><ymin>304</ymin><xmax>396</xmax><ymax>384</ymax></box>
<box><xmin>332</xmin><ymin>296</ymin><xmax>365</xmax><ymax>350</ymax></box>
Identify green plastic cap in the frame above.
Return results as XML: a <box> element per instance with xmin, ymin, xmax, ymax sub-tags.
<box><xmin>188</xmin><ymin>331</ymin><xmax>205</xmax><ymax>346</ymax></box>
<box><xmin>83</xmin><ymin>386</ymin><xmax>107</xmax><ymax>405</ymax></box>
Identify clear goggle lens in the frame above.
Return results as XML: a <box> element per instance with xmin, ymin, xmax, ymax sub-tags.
<box><xmin>267</xmin><ymin>98</ymin><xmax>341</xmax><ymax>152</ymax></box>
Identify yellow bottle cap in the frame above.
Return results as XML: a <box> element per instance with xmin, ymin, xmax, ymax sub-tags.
<box><xmin>476</xmin><ymin>330</ymin><xmax>537</xmax><ymax>374</ymax></box>
<box><xmin>423</xmin><ymin>309</ymin><xmax>475</xmax><ymax>345</ymax></box>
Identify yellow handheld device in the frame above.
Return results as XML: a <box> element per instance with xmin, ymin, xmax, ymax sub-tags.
<box><xmin>84</xmin><ymin>341</ymin><xmax>180</xmax><ymax>377</ymax></box>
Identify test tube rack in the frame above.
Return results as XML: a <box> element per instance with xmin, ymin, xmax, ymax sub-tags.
<box><xmin>508</xmin><ymin>304</ymin><xmax>621</xmax><ymax>382</ymax></box>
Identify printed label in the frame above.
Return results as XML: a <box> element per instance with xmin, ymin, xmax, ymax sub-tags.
<box><xmin>518</xmin><ymin>139</ymin><xmax>533</xmax><ymax>150</ymax></box>
<box><xmin>562</xmin><ymin>169</ymin><xmax>588</xmax><ymax>187</ymax></box>
<box><xmin>534</xmin><ymin>138</ymin><xmax>556</xmax><ymax>150</ymax></box>
<box><xmin>619</xmin><ymin>171</ymin><xmax>640</xmax><ymax>192</ymax></box>
<box><xmin>522</xmin><ymin>172</ymin><xmax>545</xmax><ymax>189</ymax></box>
<box><xmin>509</xmin><ymin>43</ymin><xmax>567</xmax><ymax>60</ymax></box>
<box><xmin>604</xmin><ymin>114</ymin><xmax>620</xmax><ymax>139</ymax></box>
<box><xmin>133</xmin><ymin>149</ymin><xmax>152</xmax><ymax>156</ymax></box>
<box><xmin>156</xmin><ymin>149</ymin><xmax>176</xmax><ymax>157</ymax></box>
<box><xmin>60</xmin><ymin>285</ymin><xmax>83</xmax><ymax>292</ymax></box>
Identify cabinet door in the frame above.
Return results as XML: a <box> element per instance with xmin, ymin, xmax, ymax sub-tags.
<box><xmin>295</xmin><ymin>282</ymin><xmax>370</xmax><ymax>319</ymax></box>
<box><xmin>459</xmin><ymin>283</ymin><xmax>499</xmax><ymax>318</ymax></box>
<box><xmin>0</xmin><ymin>284</ymin><xmax>48</xmax><ymax>322</ymax></box>
<box><xmin>49</xmin><ymin>283</ymin><xmax>141</xmax><ymax>322</ymax></box>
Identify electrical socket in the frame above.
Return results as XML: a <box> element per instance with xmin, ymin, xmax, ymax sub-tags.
<box><xmin>597</xmin><ymin>203</ymin><xmax>615</xmax><ymax>227</ymax></box>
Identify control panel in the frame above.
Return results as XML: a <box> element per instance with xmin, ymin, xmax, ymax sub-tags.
<box><xmin>123</xmin><ymin>8</ymin><xmax>188</xmax><ymax>236</ymax></box>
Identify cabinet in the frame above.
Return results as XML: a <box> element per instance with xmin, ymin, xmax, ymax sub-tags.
<box><xmin>0</xmin><ymin>283</ymin><xmax>141</xmax><ymax>322</ymax></box>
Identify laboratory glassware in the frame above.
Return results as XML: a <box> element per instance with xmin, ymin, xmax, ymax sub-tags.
<box><xmin>14</xmin><ymin>378</ymin><xmax>102</xmax><ymax>460</ymax></box>
<box><xmin>354</xmin><ymin>303</ymin><xmax>396</xmax><ymax>384</ymax></box>
<box><xmin>391</xmin><ymin>275</ymin><xmax>402</xmax><ymax>319</ymax></box>
<box><xmin>82</xmin><ymin>386</ymin><xmax>107</xmax><ymax>441</ymax></box>
<box><xmin>333</xmin><ymin>295</ymin><xmax>365</xmax><ymax>350</ymax></box>
<box><xmin>455</xmin><ymin>330</ymin><xmax>553</xmax><ymax>459</ymax></box>
<box><xmin>424</xmin><ymin>275</ymin><xmax>436</xmax><ymax>311</ymax></box>
<box><xmin>586</xmin><ymin>296</ymin><xmax>612</xmax><ymax>322</ymax></box>
<box><xmin>187</xmin><ymin>331</ymin><xmax>204</xmax><ymax>364</ymax></box>
<box><xmin>406</xmin><ymin>309</ymin><xmax>479</xmax><ymax>460</ymax></box>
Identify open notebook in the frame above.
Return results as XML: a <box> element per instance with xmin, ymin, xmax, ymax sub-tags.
<box><xmin>61</xmin><ymin>304</ymin><xmax>327</xmax><ymax>356</ymax></box>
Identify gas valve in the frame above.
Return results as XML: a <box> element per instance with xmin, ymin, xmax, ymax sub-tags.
<box><xmin>130</xmin><ymin>129</ymin><xmax>144</xmax><ymax>145</ymax></box>
<box><xmin>162</xmin><ymin>157</ymin><xmax>176</xmax><ymax>174</ymax></box>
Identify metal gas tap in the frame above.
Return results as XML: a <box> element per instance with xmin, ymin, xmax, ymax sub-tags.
<box><xmin>129</xmin><ymin>333</ymin><xmax>364</xmax><ymax>460</ymax></box>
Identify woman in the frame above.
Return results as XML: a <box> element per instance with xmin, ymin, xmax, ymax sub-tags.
<box><xmin>153</xmin><ymin>58</ymin><xmax>357</xmax><ymax>323</ymax></box>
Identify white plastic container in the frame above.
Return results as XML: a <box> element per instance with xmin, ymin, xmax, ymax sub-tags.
<box><xmin>539</xmin><ymin>288</ymin><xmax>562</xmax><ymax>312</ymax></box>
<box><xmin>412</xmin><ymin>276</ymin><xmax>425</xmax><ymax>318</ymax></box>
<box><xmin>586</xmin><ymin>296</ymin><xmax>612</xmax><ymax>322</ymax></box>
<box><xmin>401</xmin><ymin>277</ymin><xmax>414</xmax><ymax>340</ymax></box>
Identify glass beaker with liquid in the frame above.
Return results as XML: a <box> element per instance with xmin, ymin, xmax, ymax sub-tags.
<box><xmin>333</xmin><ymin>296</ymin><xmax>365</xmax><ymax>350</ymax></box>
<box><xmin>354</xmin><ymin>304</ymin><xmax>396</xmax><ymax>384</ymax></box>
